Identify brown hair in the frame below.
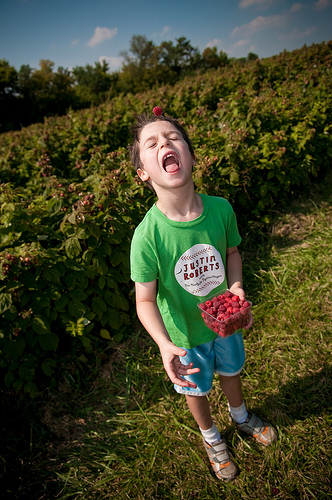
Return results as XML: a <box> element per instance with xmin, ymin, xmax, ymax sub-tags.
<box><xmin>128</xmin><ymin>113</ymin><xmax>194</xmax><ymax>193</ymax></box>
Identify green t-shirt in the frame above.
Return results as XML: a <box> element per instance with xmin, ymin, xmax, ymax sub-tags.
<box><xmin>130</xmin><ymin>193</ymin><xmax>242</xmax><ymax>349</ymax></box>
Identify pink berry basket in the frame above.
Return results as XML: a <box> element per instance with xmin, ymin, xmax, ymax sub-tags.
<box><xmin>197</xmin><ymin>289</ymin><xmax>252</xmax><ymax>337</ymax></box>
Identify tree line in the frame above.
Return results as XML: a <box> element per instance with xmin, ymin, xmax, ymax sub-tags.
<box><xmin>0</xmin><ymin>35</ymin><xmax>258</xmax><ymax>133</ymax></box>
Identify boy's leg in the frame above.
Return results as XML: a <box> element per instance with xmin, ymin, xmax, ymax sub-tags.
<box><xmin>219</xmin><ymin>373</ymin><xmax>243</xmax><ymax>408</ymax></box>
<box><xmin>185</xmin><ymin>394</ymin><xmax>238</xmax><ymax>481</ymax></box>
<box><xmin>219</xmin><ymin>374</ymin><xmax>277</xmax><ymax>445</ymax></box>
<box><xmin>185</xmin><ymin>394</ymin><xmax>213</xmax><ymax>430</ymax></box>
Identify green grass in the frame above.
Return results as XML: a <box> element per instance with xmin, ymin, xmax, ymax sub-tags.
<box><xmin>1</xmin><ymin>171</ymin><xmax>332</xmax><ymax>500</ymax></box>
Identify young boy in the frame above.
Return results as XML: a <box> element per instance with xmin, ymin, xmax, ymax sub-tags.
<box><xmin>129</xmin><ymin>110</ymin><xmax>277</xmax><ymax>481</ymax></box>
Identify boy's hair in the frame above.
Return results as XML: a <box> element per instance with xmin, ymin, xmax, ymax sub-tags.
<box><xmin>129</xmin><ymin>113</ymin><xmax>194</xmax><ymax>193</ymax></box>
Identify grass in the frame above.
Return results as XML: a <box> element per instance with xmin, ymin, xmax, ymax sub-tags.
<box><xmin>1</xmin><ymin>170</ymin><xmax>332</xmax><ymax>500</ymax></box>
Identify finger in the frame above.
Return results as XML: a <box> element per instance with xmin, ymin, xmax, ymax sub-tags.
<box><xmin>173</xmin><ymin>376</ymin><xmax>198</xmax><ymax>388</ymax></box>
<box><xmin>178</xmin><ymin>365</ymin><xmax>200</xmax><ymax>375</ymax></box>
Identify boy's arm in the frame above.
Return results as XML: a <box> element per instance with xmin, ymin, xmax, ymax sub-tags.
<box><xmin>135</xmin><ymin>281</ymin><xmax>200</xmax><ymax>387</ymax></box>
<box><xmin>226</xmin><ymin>246</ymin><xmax>253</xmax><ymax>329</ymax></box>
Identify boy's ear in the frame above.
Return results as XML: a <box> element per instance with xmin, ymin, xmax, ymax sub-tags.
<box><xmin>137</xmin><ymin>168</ymin><xmax>150</xmax><ymax>182</ymax></box>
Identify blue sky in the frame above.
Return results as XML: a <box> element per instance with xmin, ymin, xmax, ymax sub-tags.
<box><xmin>1</xmin><ymin>0</ymin><xmax>332</xmax><ymax>72</ymax></box>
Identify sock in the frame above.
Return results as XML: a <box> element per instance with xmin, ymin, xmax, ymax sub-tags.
<box><xmin>199</xmin><ymin>422</ymin><xmax>221</xmax><ymax>444</ymax></box>
<box><xmin>228</xmin><ymin>401</ymin><xmax>248</xmax><ymax>424</ymax></box>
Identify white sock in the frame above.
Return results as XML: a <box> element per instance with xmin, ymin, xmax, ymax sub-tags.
<box><xmin>199</xmin><ymin>422</ymin><xmax>221</xmax><ymax>444</ymax></box>
<box><xmin>228</xmin><ymin>401</ymin><xmax>248</xmax><ymax>424</ymax></box>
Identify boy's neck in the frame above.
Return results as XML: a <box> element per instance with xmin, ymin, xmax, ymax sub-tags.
<box><xmin>155</xmin><ymin>186</ymin><xmax>203</xmax><ymax>222</ymax></box>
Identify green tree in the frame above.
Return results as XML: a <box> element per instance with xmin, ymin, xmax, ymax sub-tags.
<box><xmin>160</xmin><ymin>37</ymin><xmax>200</xmax><ymax>76</ymax></box>
<box><xmin>201</xmin><ymin>47</ymin><xmax>229</xmax><ymax>70</ymax></box>
<box><xmin>17</xmin><ymin>60</ymin><xmax>75</xmax><ymax>126</ymax></box>
<box><xmin>118</xmin><ymin>35</ymin><xmax>161</xmax><ymax>93</ymax></box>
<box><xmin>72</xmin><ymin>60</ymin><xmax>116</xmax><ymax>107</ymax></box>
<box><xmin>247</xmin><ymin>52</ymin><xmax>259</xmax><ymax>61</ymax></box>
<box><xmin>0</xmin><ymin>59</ymin><xmax>19</xmax><ymax>132</ymax></box>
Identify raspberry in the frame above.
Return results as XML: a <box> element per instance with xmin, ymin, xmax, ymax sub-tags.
<box><xmin>153</xmin><ymin>106</ymin><xmax>163</xmax><ymax>116</ymax></box>
<box><xmin>198</xmin><ymin>290</ymin><xmax>252</xmax><ymax>338</ymax></box>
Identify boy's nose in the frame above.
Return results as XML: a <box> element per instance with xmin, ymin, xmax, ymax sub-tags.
<box><xmin>160</xmin><ymin>137</ymin><xmax>170</xmax><ymax>147</ymax></box>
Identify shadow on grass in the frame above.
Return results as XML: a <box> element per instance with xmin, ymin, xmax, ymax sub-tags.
<box><xmin>1</xmin><ymin>169</ymin><xmax>332</xmax><ymax>499</ymax></box>
<box><xmin>260</xmin><ymin>364</ymin><xmax>332</xmax><ymax>426</ymax></box>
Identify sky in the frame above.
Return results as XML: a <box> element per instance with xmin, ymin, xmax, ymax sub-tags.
<box><xmin>1</xmin><ymin>0</ymin><xmax>332</xmax><ymax>73</ymax></box>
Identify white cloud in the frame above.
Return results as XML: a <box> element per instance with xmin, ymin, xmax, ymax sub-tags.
<box><xmin>231</xmin><ymin>14</ymin><xmax>285</xmax><ymax>37</ymax></box>
<box><xmin>233</xmin><ymin>39</ymin><xmax>250</xmax><ymax>48</ymax></box>
<box><xmin>314</xmin><ymin>0</ymin><xmax>332</xmax><ymax>10</ymax></box>
<box><xmin>152</xmin><ymin>26</ymin><xmax>171</xmax><ymax>38</ymax></box>
<box><xmin>71</xmin><ymin>39</ymin><xmax>80</xmax><ymax>46</ymax></box>
<box><xmin>279</xmin><ymin>26</ymin><xmax>317</xmax><ymax>40</ymax></box>
<box><xmin>206</xmin><ymin>38</ymin><xmax>222</xmax><ymax>49</ymax></box>
<box><xmin>239</xmin><ymin>0</ymin><xmax>276</xmax><ymax>9</ymax></box>
<box><xmin>99</xmin><ymin>55</ymin><xmax>123</xmax><ymax>71</ymax></box>
<box><xmin>87</xmin><ymin>27</ymin><xmax>118</xmax><ymax>48</ymax></box>
<box><xmin>290</xmin><ymin>3</ymin><xmax>303</xmax><ymax>13</ymax></box>
<box><xmin>161</xmin><ymin>26</ymin><xmax>171</xmax><ymax>36</ymax></box>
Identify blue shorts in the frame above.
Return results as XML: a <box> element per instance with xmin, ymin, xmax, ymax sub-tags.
<box><xmin>174</xmin><ymin>331</ymin><xmax>245</xmax><ymax>396</ymax></box>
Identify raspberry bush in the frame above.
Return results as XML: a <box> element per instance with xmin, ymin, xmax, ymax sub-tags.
<box><xmin>0</xmin><ymin>41</ymin><xmax>331</xmax><ymax>396</ymax></box>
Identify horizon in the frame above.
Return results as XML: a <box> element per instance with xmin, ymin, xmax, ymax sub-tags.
<box><xmin>1</xmin><ymin>0</ymin><xmax>332</xmax><ymax>73</ymax></box>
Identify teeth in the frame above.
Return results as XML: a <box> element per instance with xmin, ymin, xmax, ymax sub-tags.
<box><xmin>163</xmin><ymin>152</ymin><xmax>179</xmax><ymax>171</ymax></box>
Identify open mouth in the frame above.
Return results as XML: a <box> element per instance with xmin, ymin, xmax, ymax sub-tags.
<box><xmin>163</xmin><ymin>153</ymin><xmax>180</xmax><ymax>173</ymax></box>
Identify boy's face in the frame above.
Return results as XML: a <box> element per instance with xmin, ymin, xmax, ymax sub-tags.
<box><xmin>137</xmin><ymin>121</ymin><xmax>196</xmax><ymax>193</ymax></box>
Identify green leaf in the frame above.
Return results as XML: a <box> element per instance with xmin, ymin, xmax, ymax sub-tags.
<box><xmin>41</xmin><ymin>358</ymin><xmax>57</xmax><ymax>376</ymax></box>
<box><xmin>38</xmin><ymin>333</ymin><xmax>59</xmax><ymax>351</ymax></box>
<box><xmin>229</xmin><ymin>171</ymin><xmax>240</xmax><ymax>185</ymax></box>
<box><xmin>55</xmin><ymin>294</ymin><xmax>69</xmax><ymax>311</ymax></box>
<box><xmin>20</xmin><ymin>292</ymin><xmax>31</xmax><ymax>307</ymax></box>
<box><xmin>24</xmin><ymin>382</ymin><xmax>38</xmax><ymax>398</ymax></box>
<box><xmin>20</xmin><ymin>271</ymin><xmax>36</xmax><ymax>289</ymax></box>
<box><xmin>0</xmin><ymin>292</ymin><xmax>12</xmax><ymax>314</ymax></box>
<box><xmin>4</xmin><ymin>371</ymin><xmax>15</xmax><ymax>388</ymax></box>
<box><xmin>88</xmin><ymin>222</ymin><xmax>101</xmax><ymax>240</ymax></box>
<box><xmin>68</xmin><ymin>298</ymin><xmax>86</xmax><ymax>318</ymax></box>
<box><xmin>43</xmin><ymin>267</ymin><xmax>61</xmax><ymax>284</ymax></box>
<box><xmin>31</xmin><ymin>316</ymin><xmax>50</xmax><ymax>335</ymax></box>
<box><xmin>93</xmin><ymin>255</ymin><xmax>108</xmax><ymax>275</ymax></box>
<box><xmin>69</xmin><ymin>289</ymin><xmax>88</xmax><ymax>300</ymax></box>
<box><xmin>5</xmin><ymin>335</ymin><xmax>25</xmax><ymax>360</ymax></box>
<box><xmin>65</xmin><ymin>236</ymin><xmax>81</xmax><ymax>259</ymax></box>
<box><xmin>100</xmin><ymin>328</ymin><xmax>111</xmax><ymax>339</ymax></box>
<box><xmin>100</xmin><ymin>240</ymin><xmax>112</xmax><ymax>256</ymax></box>
<box><xmin>111</xmin><ymin>291</ymin><xmax>129</xmax><ymax>311</ymax></box>
<box><xmin>98</xmin><ymin>276</ymin><xmax>106</xmax><ymax>290</ymax></box>
<box><xmin>18</xmin><ymin>364</ymin><xmax>34</xmax><ymax>381</ymax></box>
<box><xmin>3</xmin><ymin>304</ymin><xmax>17</xmax><ymax>321</ymax></box>
<box><xmin>92</xmin><ymin>296</ymin><xmax>107</xmax><ymax>316</ymax></box>
<box><xmin>107</xmin><ymin>308</ymin><xmax>122</xmax><ymax>329</ymax></box>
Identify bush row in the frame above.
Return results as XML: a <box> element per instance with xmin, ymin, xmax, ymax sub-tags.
<box><xmin>0</xmin><ymin>41</ymin><xmax>331</xmax><ymax>396</ymax></box>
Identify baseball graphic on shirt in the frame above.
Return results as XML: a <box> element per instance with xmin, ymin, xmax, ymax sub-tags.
<box><xmin>174</xmin><ymin>243</ymin><xmax>225</xmax><ymax>296</ymax></box>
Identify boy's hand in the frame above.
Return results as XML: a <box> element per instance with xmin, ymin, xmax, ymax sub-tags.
<box><xmin>159</xmin><ymin>341</ymin><xmax>200</xmax><ymax>388</ymax></box>
<box><xmin>229</xmin><ymin>284</ymin><xmax>245</xmax><ymax>301</ymax></box>
<box><xmin>229</xmin><ymin>285</ymin><xmax>254</xmax><ymax>329</ymax></box>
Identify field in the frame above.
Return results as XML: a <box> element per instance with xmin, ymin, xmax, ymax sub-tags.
<box><xmin>1</xmin><ymin>169</ymin><xmax>331</xmax><ymax>499</ymax></box>
<box><xmin>0</xmin><ymin>41</ymin><xmax>332</xmax><ymax>499</ymax></box>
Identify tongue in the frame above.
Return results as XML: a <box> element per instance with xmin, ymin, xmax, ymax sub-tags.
<box><xmin>164</xmin><ymin>156</ymin><xmax>179</xmax><ymax>173</ymax></box>
<box><xmin>165</xmin><ymin>162</ymin><xmax>179</xmax><ymax>173</ymax></box>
